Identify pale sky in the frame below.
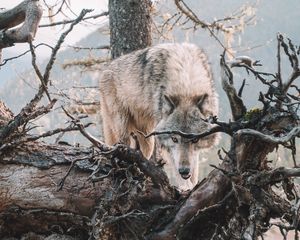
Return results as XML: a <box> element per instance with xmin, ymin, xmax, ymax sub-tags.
<box><xmin>2</xmin><ymin>0</ymin><xmax>108</xmax><ymax>58</ymax></box>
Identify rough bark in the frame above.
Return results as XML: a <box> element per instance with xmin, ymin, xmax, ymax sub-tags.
<box><xmin>109</xmin><ymin>0</ymin><xmax>152</xmax><ymax>59</ymax></box>
<box><xmin>0</xmin><ymin>145</ymin><xmax>101</xmax><ymax>215</ymax></box>
<box><xmin>0</xmin><ymin>119</ymin><xmax>100</xmax><ymax>238</ymax></box>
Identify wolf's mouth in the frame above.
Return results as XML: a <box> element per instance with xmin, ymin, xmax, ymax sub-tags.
<box><xmin>180</xmin><ymin>174</ymin><xmax>191</xmax><ymax>180</ymax></box>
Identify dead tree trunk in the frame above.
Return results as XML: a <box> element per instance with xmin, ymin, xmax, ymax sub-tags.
<box><xmin>0</xmin><ymin>102</ymin><xmax>176</xmax><ymax>239</ymax></box>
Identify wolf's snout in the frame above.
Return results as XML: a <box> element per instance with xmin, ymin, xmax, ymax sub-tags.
<box><xmin>179</xmin><ymin>167</ymin><xmax>191</xmax><ymax>179</ymax></box>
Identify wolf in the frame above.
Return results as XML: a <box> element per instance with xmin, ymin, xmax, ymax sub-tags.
<box><xmin>99</xmin><ymin>43</ymin><xmax>218</xmax><ymax>190</ymax></box>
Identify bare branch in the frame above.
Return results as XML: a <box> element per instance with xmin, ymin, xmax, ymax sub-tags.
<box><xmin>29</xmin><ymin>8</ymin><xmax>93</xmax><ymax>109</ymax></box>
<box><xmin>26</xmin><ymin>123</ymin><xmax>93</xmax><ymax>142</ymax></box>
<box><xmin>29</xmin><ymin>41</ymin><xmax>51</xmax><ymax>101</ymax></box>
<box><xmin>173</xmin><ymin>0</ymin><xmax>256</xmax><ymax>54</ymax></box>
<box><xmin>43</xmin><ymin>9</ymin><xmax>93</xmax><ymax>86</ymax></box>
<box><xmin>0</xmin><ymin>122</ymin><xmax>92</xmax><ymax>151</ymax></box>
<box><xmin>68</xmin><ymin>45</ymin><xmax>110</xmax><ymax>51</ymax></box>
<box><xmin>0</xmin><ymin>99</ymin><xmax>57</xmax><ymax>144</ymax></box>
<box><xmin>238</xmin><ymin>79</ymin><xmax>246</xmax><ymax>97</ymax></box>
<box><xmin>0</xmin><ymin>43</ymin><xmax>53</xmax><ymax>66</ymax></box>
<box><xmin>61</xmin><ymin>106</ymin><xmax>108</xmax><ymax>151</ymax></box>
<box><xmin>62</xmin><ymin>56</ymin><xmax>109</xmax><ymax>69</ymax></box>
<box><xmin>174</xmin><ymin>0</ymin><xmax>202</xmax><ymax>27</ymax></box>
<box><xmin>283</xmin><ymin>76</ymin><xmax>300</xmax><ymax>99</ymax></box>
<box><xmin>174</xmin><ymin>0</ymin><xmax>253</xmax><ymax>33</ymax></box>
<box><xmin>277</xmin><ymin>33</ymin><xmax>283</xmax><ymax>89</ymax></box>
<box><xmin>140</xmin><ymin>125</ymin><xmax>227</xmax><ymax>140</ymax></box>
<box><xmin>39</xmin><ymin>11</ymin><xmax>109</xmax><ymax>28</ymax></box>
<box><xmin>278</xmin><ymin>34</ymin><xmax>300</xmax><ymax>94</ymax></box>
<box><xmin>220</xmin><ymin>52</ymin><xmax>247</xmax><ymax>120</ymax></box>
<box><xmin>237</xmin><ymin>126</ymin><xmax>300</xmax><ymax>144</ymax></box>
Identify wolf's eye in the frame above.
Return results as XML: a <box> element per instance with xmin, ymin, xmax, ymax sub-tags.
<box><xmin>171</xmin><ymin>136</ymin><xmax>178</xmax><ymax>143</ymax></box>
<box><xmin>196</xmin><ymin>94</ymin><xmax>208</xmax><ymax>113</ymax></box>
<box><xmin>191</xmin><ymin>138</ymin><xmax>199</xmax><ymax>143</ymax></box>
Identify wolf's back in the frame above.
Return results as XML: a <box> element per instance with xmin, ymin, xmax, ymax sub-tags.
<box><xmin>100</xmin><ymin>43</ymin><xmax>218</xmax><ymax>118</ymax></box>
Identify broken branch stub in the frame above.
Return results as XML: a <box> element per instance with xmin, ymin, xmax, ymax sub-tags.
<box><xmin>0</xmin><ymin>0</ymin><xmax>43</xmax><ymax>49</ymax></box>
<box><xmin>220</xmin><ymin>52</ymin><xmax>247</xmax><ymax>121</ymax></box>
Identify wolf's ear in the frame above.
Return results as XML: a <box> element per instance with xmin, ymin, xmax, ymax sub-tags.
<box><xmin>195</xmin><ymin>93</ymin><xmax>208</xmax><ymax>112</ymax></box>
<box><xmin>163</xmin><ymin>95</ymin><xmax>178</xmax><ymax>114</ymax></box>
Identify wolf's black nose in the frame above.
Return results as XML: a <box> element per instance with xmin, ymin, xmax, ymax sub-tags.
<box><xmin>179</xmin><ymin>167</ymin><xmax>190</xmax><ymax>176</ymax></box>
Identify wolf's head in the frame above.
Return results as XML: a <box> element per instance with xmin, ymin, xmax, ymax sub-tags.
<box><xmin>155</xmin><ymin>93</ymin><xmax>218</xmax><ymax>181</ymax></box>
